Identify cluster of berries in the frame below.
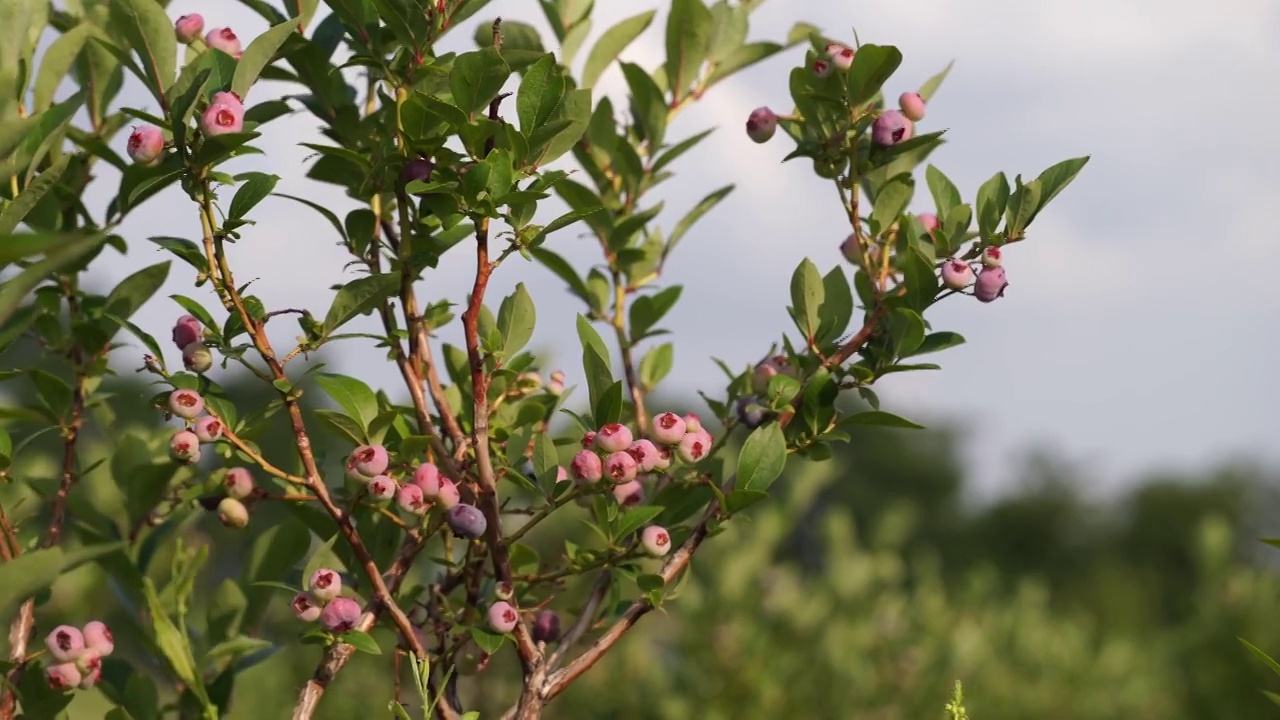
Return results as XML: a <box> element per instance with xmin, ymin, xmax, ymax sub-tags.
<box><xmin>164</xmin><ymin>389</ymin><xmax>256</xmax><ymax>528</ymax></box>
<box><xmin>43</xmin><ymin>622</ymin><xmax>114</xmax><ymax>693</ymax></box>
<box><xmin>941</xmin><ymin>246</ymin><xmax>1008</xmax><ymax>302</ymax></box>
<box><xmin>343</xmin><ymin>447</ymin><xmax>490</xmax><ymax>540</ymax></box>
<box><xmin>291</xmin><ymin>569</ymin><xmax>363</xmax><ymax>634</ymax></box>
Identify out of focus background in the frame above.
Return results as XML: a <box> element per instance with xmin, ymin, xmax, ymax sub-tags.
<box><xmin>6</xmin><ymin>0</ymin><xmax>1280</xmax><ymax>717</ymax></box>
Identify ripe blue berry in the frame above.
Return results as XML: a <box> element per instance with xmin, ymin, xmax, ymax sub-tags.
<box><xmin>974</xmin><ymin>266</ymin><xmax>1009</xmax><ymax>303</ymax></box>
<box><xmin>532</xmin><ymin>610</ymin><xmax>560</xmax><ymax>644</ymax></box>
<box><xmin>447</xmin><ymin>504</ymin><xmax>487</xmax><ymax>539</ymax></box>
<box><xmin>872</xmin><ymin>110</ymin><xmax>913</xmax><ymax>147</ymax></box>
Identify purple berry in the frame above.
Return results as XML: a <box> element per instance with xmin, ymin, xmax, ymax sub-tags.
<box><xmin>612</xmin><ymin>480</ymin><xmax>644</xmax><ymax>508</ymax></box>
<box><xmin>974</xmin><ymin>266</ymin><xmax>1008</xmax><ymax>303</ymax></box>
<box><xmin>350</xmin><ymin>445</ymin><xmax>389</xmax><ymax>477</ymax></box>
<box><xmin>899</xmin><ymin>91</ymin><xmax>926</xmax><ymax>122</ymax></box>
<box><xmin>367</xmin><ymin>475</ymin><xmax>396</xmax><ymax>501</ymax></box>
<box><xmin>320</xmin><ymin>597</ymin><xmax>361</xmax><ymax>633</ymax></box>
<box><xmin>735</xmin><ymin>396</ymin><xmax>770</xmax><ymax>430</ymax></box>
<box><xmin>224</xmin><ymin>467</ymin><xmax>254</xmax><ymax>500</ymax></box>
<box><xmin>292</xmin><ymin>593</ymin><xmax>322</xmax><ymax>622</ymax></box>
<box><xmin>167</xmin><ymin>389</ymin><xmax>204</xmax><ymax>420</ymax></box>
<box><xmin>217</xmin><ymin>497</ymin><xmax>249</xmax><ymax>528</ymax></box>
<box><xmin>45</xmin><ymin>663</ymin><xmax>81</xmax><ymax>692</ymax></box>
<box><xmin>436</xmin><ymin>478</ymin><xmax>460</xmax><ymax>509</ymax></box>
<box><xmin>594</xmin><ymin>424</ymin><xmax>633</xmax><ymax>453</ymax></box>
<box><xmin>651</xmin><ymin>412</ymin><xmax>686</xmax><ymax>445</ymax></box>
<box><xmin>412</xmin><ymin>462</ymin><xmax>441</xmax><ymax>497</ymax></box>
<box><xmin>532</xmin><ymin>610</ymin><xmax>560</xmax><ymax>644</ymax></box>
<box><xmin>81</xmin><ymin>621</ymin><xmax>113</xmax><ymax>657</ymax></box>
<box><xmin>982</xmin><ymin>246</ymin><xmax>1003</xmax><ymax>268</ymax></box>
<box><xmin>174</xmin><ymin>14</ymin><xmax>204</xmax><ymax>44</ymax></box>
<box><xmin>126</xmin><ymin>125</ymin><xmax>165</xmax><ymax>167</ymax></box>
<box><xmin>626</xmin><ymin>439</ymin><xmax>661</xmax><ymax>472</ymax></box>
<box><xmin>193</xmin><ymin>415</ymin><xmax>223</xmax><ymax>443</ymax></box>
<box><xmin>487</xmin><ymin>600</ymin><xmax>518</xmax><ymax>634</ymax></box>
<box><xmin>641</xmin><ymin>525</ymin><xmax>672</xmax><ymax>557</ymax></box>
<box><xmin>825</xmin><ymin>42</ymin><xmax>855</xmax><ymax>70</ymax></box>
<box><xmin>182</xmin><ymin>342</ymin><xmax>213</xmax><ymax>373</ymax></box>
<box><xmin>309</xmin><ymin>568</ymin><xmax>342</xmax><ymax>603</ymax></box>
<box><xmin>871</xmin><ymin>110</ymin><xmax>913</xmax><ymax>147</ymax></box>
<box><xmin>604</xmin><ymin>451</ymin><xmax>638</xmax><ymax>483</ymax></box>
<box><xmin>396</xmin><ymin>483</ymin><xmax>429</xmax><ymax>515</ymax></box>
<box><xmin>401</xmin><ymin>156</ymin><xmax>436</xmax><ymax>190</ymax></box>
<box><xmin>46</xmin><ymin>625</ymin><xmax>84</xmax><ymax>663</ymax></box>
<box><xmin>169</xmin><ymin>430</ymin><xmax>201</xmax><ymax>463</ymax></box>
<box><xmin>447</xmin><ymin>504</ymin><xmax>487</xmax><ymax>539</ymax></box>
<box><xmin>172</xmin><ymin>315</ymin><xmax>202</xmax><ymax>349</ymax></box>
<box><xmin>677</xmin><ymin>429</ymin><xmax>713</xmax><ymax>464</ymax></box>
<box><xmin>941</xmin><ymin>259</ymin><xmax>975</xmax><ymax>290</ymax></box>
<box><xmin>571</xmin><ymin>450</ymin><xmax>604</xmax><ymax>484</ymax></box>
<box><xmin>745</xmin><ymin>107</ymin><xmax>778</xmax><ymax>144</ymax></box>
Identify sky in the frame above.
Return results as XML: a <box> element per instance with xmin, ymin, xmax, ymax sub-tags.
<box><xmin>47</xmin><ymin>0</ymin><xmax>1280</xmax><ymax>500</ymax></box>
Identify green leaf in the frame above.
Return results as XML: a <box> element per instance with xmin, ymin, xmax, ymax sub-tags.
<box><xmin>737</xmin><ymin>424</ymin><xmax>786</xmax><ymax>492</ymax></box>
<box><xmin>530</xmin><ymin>247</ymin><xmax>590</xmax><ymax>302</ymax></box>
<box><xmin>529</xmin><ymin>87</ymin><xmax>591</xmax><ymax>167</ymax></box>
<box><xmin>341</xmin><ymin>629</ymin><xmax>382</xmax><ymax>654</ymax></box>
<box><xmin>34</xmin><ymin>24</ymin><xmax>90</xmax><ymax>111</ymax></box>
<box><xmin>0</xmin><ymin>154</ymin><xmax>69</xmax><ymax>235</ymax></box>
<box><xmin>629</xmin><ymin>285</ymin><xmax>682</xmax><ymax>341</ymax></box>
<box><xmin>906</xmin><ymin>331</ymin><xmax>965</xmax><ymax>357</ymax></box>
<box><xmin>638</xmin><ymin>342</ymin><xmax>674</xmax><ymax>390</ymax></box>
<box><xmin>314</xmin><ymin>409</ymin><xmax>366</xmax><ymax>445</ymax></box>
<box><xmin>516</xmin><ymin>54</ymin><xmax>564</xmax><ymax>135</ymax></box>
<box><xmin>575</xmin><ymin>313</ymin><xmax>611</xmax><ymax>365</ymax></box>
<box><xmin>868</xmin><ymin>175</ymin><xmax>913</xmax><ymax>235</ymax></box>
<box><xmin>274</xmin><ymin>193</ymin><xmax>348</xmax><ymax>244</ymax></box>
<box><xmin>0</xmin><ymin>547</ymin><xmax>64</xmax><ymax>613</ymax></box>
<box><xmin>110</xmin><ymin>0</ymin><xmax>177</xmax><ymax>110</ymax></box>
<box><xmin>1005</xmin><ymin>178</ymin><xmax>1042</xmax><ymax>235</ymax></box>
<box><xmin>789</xmin><ymin>259</ymin><xmax>823</xmax><ymax>341</ymax></box>
<box><xmin>1026</xmin><ymin>156</ymin><xmax>1090</xmax><ymax>225</ymax></box>
<box><xmin>469</xmin><ymin>627</ymin><xmax>506</xmax><ymax>654</ymax></box>
<box><xmin>495</xmin><ymin>283</ymin><xmax>536</xmax><ymax>356</ymax></box>
<box><xmin>228</xmin><ymin>173</ymin><xmax>280</xmax><ymax>220</ymax></box>
<box><xmin>232</xmin><ymin>19</ymin><xmax>300</xmax><ymax>99</ymax></box>
<box><xmin>704</xmin><ymin>41</ymin><xmax>783</xmax><ymax>89</ymax></box>
<box><xmin>616</xmin><ymin>506</ymin><xmax>664</xmax><ymax>539</ymax></box>
<box><xmin>0</xmin><ymin>90</ymin><xmax>85</xmax><ymax>164</ymax></box>
<box><xmin>1241</xmin><ymin>638</ymin><xmax>1280</xmax><ymax>677</ymax></box>
<box><xmin>843</xmin><ymin>410</ymin><xmax>925</xmax><ymax>430</ymax></box>
<box><xmin>205</xmin><ymin>636</ymin><xmax>272</xmax><ymax>662</ymax></box>
<box><xmin>314</xmin><ymin>373</ymin><xmax>379</xmax><ymax>430</ymax></box>
<box><xmin>975</xmin><ymin>171</ymin><xmax>1010</xmax><ymax>238</ymax></box>
<box><xmin>619</xmin><ymin>62</ymin><xmax>667</xmax><ymax>149</ymax></box>
<box><xmin>0</xmin><ymin>233</ymin><xmax>106</xmax><ymax>327</ymax></box>
<box><xmin>887</xmin><ymin>308</ymin><xmax>926</xmax><ymax>357</ymax></box>
<box><xmin>141</xmin><ymin>577</ymin><xmax>204</xmax><ymax>700</ymax></box>
<box><xmin>925</xmin><ymin>165</ymin><xmax>961</xmax><ymax>220</ymax></box>
<box><xmin>582</xmin><ymin>10</ymin><xmax>655</xmax><ymax>88</ymax></box>
<box><xmin>918</xmin><ymin>60</ymin><xmax>954</xmax><ymax>103</ymax></box>
<box><xmin>323</xmin><ymin>273</ymin><xmax>399</xmax><ymax>336</ymax></box>
<box><xmin>664</xmin><ymin>0</ymin><xmax>713</xmax><ymax>103</ymax></box>
<box><xmin>846</xmin><ymin>44</ymin><xmax>903</xmax><ymax>106</ymax></box>
<box><xmin>665</xmin><ymin>184</ymin><xmax>733</xmax><ymax>261</ymax></box>
<box><xmin>450</xmin><ymin>47</ymin><xmax>511</xmax><ymax>116</ymax></box>
<box><xmin>816</xmin><ymin>267</ymin><xmax>853</xmax><ymax>345</ymax></box>
<box><xmin>104</xmin><ymin>261</ymin><xmax>171</xmax><ymax>332</ymax></box>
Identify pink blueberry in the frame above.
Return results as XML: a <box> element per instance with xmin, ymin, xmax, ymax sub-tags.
<box><xmin>201</xmin><ymin>92</ymin><xmax>245</xmax><ymax>136</ymax></box>
<box><xmin>641</xmin><ymin>525</ymin><xmax>672</xmax><ymax>558</ymax></box>
<box><xmin>350</xmin><ymin>445</ymin><xmax>389</xmax><ymax>477</ymax></box>
<box><xmin>899</xmin><ymin>91</ymin><xmax>926</xmax><ymax>121</ymax></box>
<box><xmin>532</xmin><ymin>610</ymin><xmax>560</xmax><ymax>644</ymax></box>
<box><xmin>320</xmin><ymin>597</ymin><xmax>361</xmax><ymax>633</ymax></box>
<box><xmin>367</xmin><ymin>475</ymin><xmax>396</xmax><ymax>501</ymax></box>
<box><xmin>571</xmin><ymin>450</ymin><xmax>604</xmax><ymax>483</ymax></box>
<box><xmin>126</xmin><ymin>125</ymin><xmax>165</xmax><ymax>166</ymax></box>
<box><xmin>168</xmin><ymin>389</ymin><xmax>204</xmax><ymax>420</ymax></box>
<box><xmin>205</xmin><ymin>27</ymin><xmax>243</xmax><ymax>57</ymax></box>
<box><xmin>651</xmin><ymin>412</ymin><xmax>686</xmax><ymax>445</ymax></box>
<box><xmin>919</xmin><ymin>213</ymin><xmax>940</xmax><ymax>234</ymax></box>
<box><xmin>556</xmin><ymin>466</ymin><xmax>569</xmax><ymax>483</ymax></box>
<box><xmin>309</xmin><ymin>568</ymin><xmax>342</xmax><ymax>603</ymax></box>
<box><xmin>595</xmin><ymin>424</ymin><xmax>633</xmax><ymax>453</ymax></box>
<box><xmin>217</xmin><ymin>497</ymin><xmax>249</xmax><ymax>528</ymax></box>
<box><xmin>982</xmin><ymin>246</ymin><xmax>1003</xmax><ymax>268</ymax></box>
<box><xmin>627</xmin><ymin>440</ymin><xmax>661</xmax><ymax>472</ymax></box>
<box><xmin>174</xmin><ymin>14</ymin><xmax>204</xmax><ymax>44</ymax></box>
<box><xmin>224</xmin><ymin>467</ymin><xmax>254</xmax><ymax>500</ymax></box>
<box><xmin>826</xmin><ymin>42</ymin><xmax>855</xmax><ymax>70</ymax></box>
<box><xmin>974</xmin><ymin>267</ymin><xmax>1008</xmax><ymax>303</ymax></box>
<box><xmin>612</xmin><ymin>480</ymin><xmax>644</xmax><ymax>508</ymax></box>
<box><xmin>46</xmin><ymin>625</ymin><xmax>84</xmax><ymax>663</ymax></box>
<box><xmin>751</xmin><ymin>355</ymin><xmax>794</xmax><ymax>396</ymax></box>
<box><xmin>292</xmin><ymin>593</ymin><xmax>322</xmax><ymax>622</ymax></box>
<box><xmin>412</xmin><ymin>463</ymin><xmax>441</xmax><ymax>497</ymax></box>
<box><xmin>872</xmin><ymin>110</ymin><xmax>913</xmax><ymax>147</ymax></box>
<box><xmin>74</xmin><ymin>651</ymin><xmax>101</xmax><ymax>678</ymax></box>
<box><xmin>169</xmin><ymin>430</ymin><xmax>201</xmax><ymax>463</ymax></box>
<box><xmin>172</xmin><ymin>315</ymin><xmax>202</xmax><ymax>349</ymax></box>
<box><xmin>45</xmin><ymin>663</ymin><xmax>81</xmax><ymax>692</ymax></box>
<box><xmin>746</xmin><ymin>107</ymin><xmax>778</xmax><ymax>144</ymax></box>
<box><xmin>436</xmin><ymin>478</ymin><xmax>460</xmax><ymax>509</ymax></box>
<box><xmin>487</xmin><ymin>600</ymin><xmax>518</xmax><ymax>634</ymax></box>
<box><xmin>811</xmin><ymin>58</ymin><xmax>832</xmax><ymax>78</ymax></box>
<box><xmin>677</xmin><ymin>429</ymin><xmax>713</xmax><ymax>464</ymax></box>
<box><xmin>396</xmin><ymin>483</ymin><xmax>429</xmax><ymax>515</ymax></box>
<box><xmin>546</xmin><ymin>370</ymin><xmax>565</xmax><ymax>396</ymax></box>
<box><xmin>941</xmin><ymin>260</ymin><xmax>974</xmax><ymax>290</ymax></box>
<box><xmin>581</xmin><ymin>431</ymin><xmax>597</xmax><ymax>448</ymax></box>
<box><xmin>447</xmin><ymin>504</ymin><xmax>487</xmax><ymax>539</ymax></box>
<box><xmin>683</xmin><ymin>414</ymin><xmax>703</xmax><ymax>433</ymax></box>
<box><xmin>604</xmin><ymin>451</ymin><xmax>638</xmax><ymax>483</ymax></box>
<box><xmin>182</xmin><ymin>342</ymin><xmax>213</xmax><ymax>373</ymax></box>
<box><xmin>82</xmin><ymin>621</ymin><xmax>113</xmax><ymax>657</ymax></box>
<box><xmin>193</xmin><ymin>415</ymin><xmax>223</xmax><ymax>443</ymax></box>
<box><xmin>76</xmin><ymin>656</ymin><xmax>101</xmax><ymax>690</ymax></box>
<box><xmin>840</xmin><ymin>233</ymin><xmax>861</xmax><ymax>264</ymax></box>
<box><xmin>652</xmin><ymin>445</ymin><xmax>673</xmax><ymax>470</ymax></box>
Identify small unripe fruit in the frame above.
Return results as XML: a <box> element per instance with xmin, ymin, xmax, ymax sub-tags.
<box><xmin>651</xmin><ymin>412</ymin><xmax>687</xmax><ymax>445</ymax></box>
<box><xmin>126</xmin><ymin>125</ymin><xmax>165</xmax><ymax>166</ymax></box>
<box><xmin>205</xmin><ymin>27</ymin><xmax>243</xmax><ymax>58</ymax></box>
<box><xmin>683</xmin><ymin>414</ymin><xmax>703</xmax><ymax>433</ymax></box>
<box><xmin>745</xmin><ymin>107</ymin><xmax>778</xmax><ymax>144</ymax></box>
<box><xmin>612</xmin><ymin>480</ymin><xmax>644</xmax><ymax>508</ymax></box>
<box><xmin>45</xmin><ymin>663</ymin><xmax>81</xmax><ymax>692</ymax></box>
<box><xmin>292</xmin><ymin>593</ymin><xmax>322</xmax><ymax>622</ymax></box>
<box><xmin>401</xmin><ymin>157</ymin><xmax>435</xmax><ymax>190</ymax></box>
<box><xmin>981</xmin><ymin>246</ymin><xmax>1003</xmax><ymax>268</ymax></box>
<box><xmin>193</xmin><ymin>415</ymin><xmax>223</xmax><ymax>443</ymax></box>
<box><xmin>641</xmin><ymin>525</ymin><xmax>672</xmax><ymax>558</ymax></box>
<box><xmin>581</xmin><ymin>431</ymin><xmax>597</xmax><ymax>448</ymax></box>
<box><xmin>547</xmin><ymin>370</ymin><xmax>565</xmax><ymax>396</ymax></box>
<box><xmin>412</xmin><ymin>463</ymin><xmax>440</xmax><ymax>497</ymax></box>
<box><xmin>495</xmin><ymin>581</ymin><xmax>515</xmax><ymax>601</ymax></box>
<box><xmin>825</xmin><ymin>42</ymin><xmax>855</xmax><ymax>70</ymax></box>
<box><xmin>736</xmin><ymin>396</ymin><xmax>770</xmax><ymax>430</ymax></box>
<box><xmin>919</xmin><ymin>213</ymin><xmax>940</xmax><ymax>234</ymax></box>
<box><xmin>437</xmin><ymin>479</ymin><xmax>460</xmax><ymax>509</ymax></box>
<box><xmin>201</xmin><ymin>92</ymin><xmax>245</xmax><ymax>136</ymax></box>
<box><xmin>174</xmin><ymin>14</ymin><xmax>204</xmax><ymax>44</ymax></box>
<box><xmin>974</xmin><ymin>267</ymin><xmax>1009</xmax><ymax>303</ymax></box>
<box><xmin>899</xmin><ymin>91</ymin><xmax>926</xmax><ymax>121</ymax></box>
<box><xmin>604</xmin><ymin>451</ymin><xmax>638</xmax><ymax>483</ymax></box>
<box><xmin>46</xmin><ymin>625</ymin><xmax>85</xmax><ymax>662</ymax></box>
<box><xmin>350</xmin><ymin>444</ymin><xmax>389</xmax><ymax>477</ymax></box>
<box><xmin>172</xmin><ymin>315</ymin><xmax>202</xmax><ymax>349</ymax></box>
<box><xmin>447</xmin><ymin>504</ymin><xmax>487</xmax><ymax>539</ymax></box>
<box><xmin>751</xmin><ymin>355</ymin><xmax>794</xmax><ymax>396</ymax></box>
<box><xmin>652</xmin><ymin>445</ymin><xmax>673</xmax><ymax>470</ymax></box>
<box><xmin>224</xmin><ymin>467</ymin><xmax>254</xmax><ymax>499</ymax></box>
<box><xmin>396</xmin><ymin>483</ymin><xmax>429</xmax><ymax>515</ymax></box>
<box><xmin>309</xmin><ymin>568</ymin><xmax>342</xmax><ymax>603</ymax></box>
<box><xmin>941</xmin><ymin>260</ymin><xmax>975</xmax><ymax>290</ymax></box>
<box><xmin>840</xmin><ymin>233</ymin><xmax>861</xmax><ymax>264</ymax></box>
<box><xmin>182</xmin><ymin>342</ymin><xmax>213</xmax><ymax>373</ymax></box>
<box><xmin>367</xmin><ymin>475</ymin><xmax>396</xmax><ymax>501</ymax></box>
<box><xmin>626</xmin><ymin>439</ymin><xmax>661</xmax><ymax>472</ymax></box>
<box><xmin>677</xmin><ymin>429</ymin><xmax>713</xmax><ymax>464</ymax></box>
<box><xmin>487</xmin><ymin>600</ymin><xmax>519</xmax><ymax>634</ymax></box>
<box><xmin>168</xmin><ymin>389</ymin><xmax>204</xmax><ymax>420</ymax></box>
<box><xmin>872</xmin><ymin>110</ymin><xmax>913</xmax><ymax>147</ymax></box>
<box><xmin>169</xmin><ymin>430</ymin><xmax>201</xmax><ymax>463</ymax></box>
<box><xmin>82</xmin><ymin>621</ymin><xmax>113</xmax><ymax>657</ymax></box>
<box><xmin>74</xmin><ymin>650</ymin><xmax>101</xmax><ymax>678</ymax></box>
<box><xmin>77</xmin><ymin>657</ymin><xmax>101</xmax><ymax>690</ymax></box>
<box><xmin>812</xmin><ymin>155</ymin><xmax>846</xmax><ymax>179</ymax></box>
<box><xmin>217</xmin><ymin>497</ymin><xmax>249</xmax><ymax>528</ymax></box>
<box><xmin>595</xmin><ymin>424</ymin><xmax>633</xmax><ymax>453</ymax></box>
<box><xmin>811</xmin><ymin>58</ymin><xmax>832</xmax><ymax>78</ymax></box>
<box><xmin>319</xmin><ymin>597</ymin><xmax>361</xmax><ymax>633</ymax></box>
<box><xmin>571</xmin><ymin>450</ymin><xmax>604</xmax><ymax>483</ymax></box>
<box><xmin>532</xmin><ymin>610</ymin><xmax>560</xmax><ymax>644</ymax></box>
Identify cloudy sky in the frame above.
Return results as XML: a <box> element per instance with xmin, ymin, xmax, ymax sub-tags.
<box><xmin>62</xmin><ymin>0</ymin><xmax>1280</xmax><ymax>499</ymax></box>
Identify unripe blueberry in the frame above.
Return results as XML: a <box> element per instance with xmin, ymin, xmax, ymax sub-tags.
<box><xmin>174</xmin><ymin>14</ymin><xmax>204</xmax><ymax>44</ymax></box>
<box><xmin>581</xmin><ymin>431</ymin><xmax>597</xmax><ymax>448</ymax></box>
<box><xmin>182</xmin><ymin>342</ymin><xmax>213</xmax><ymax>373</ymax></box>
<box><xmin>193</xmin><ymin>415</ymin><xmax>223</xmax><ymax>443</ymax></box>
<box><xmin>167</xmin><ymin>389</ymin><xmax>204</xmax><ymax>420</ymax></box>
<box><xmin>595</xmin><ymin>423</ymin><xmax>633</xmax><ymax>453</ymax></box>
<box><xmin>974</xmin><ymin>266</ymin><xmax>1009</xmax><ymax>303</ymax></box>
<box><xmin>367</xmin><ymin>475</ymin><xmax>396</xmax><ymax>501</ymax></box>
<box><xmin>604</xmin><ymin>451</ymin><xmax>638</xmax><ymax>483</ymax></box>
<box><xmin>516</xmin><ymin>372</ymin><xmax>542</xmax><ymax>394</ymax></box>
<box><xmin>437</xmin><ymin>478</ymin><xmax>460</xmax><ymax>509</ymax></box>
<box><xmin>412</xmin><ymin>463</ymin><xmax>441</xmax><ymax>497</ymax></box>
<box><xmin>201</xmin><ymin>92</ymin><xmax>245</xmax><ymax>136</ymax></box>
<box><xmin>652</xmin><ymin>445</ymin><xmax>673</xmax><ymax>470</ymax></box>
<box><xmin>546</xmin><ymin>370</ymin><xmax>565</xmax><ymax>396</ymax></box>
<box><xmin>612</xmin><ymin>480</ymin><xmax>644</xmax><ymax>508</ymax></box>
<box><xmin>677</xmin><ymin>429</ymin><xmax>713</xmax><ymax>464</ymax></box>
<box><xmin>941</xmin><ymin>259</ymin><xmax>975</xmax><ymax>290</ymax></box>
<box><xmin>401</xmin><ymin>157</ymin><xmax>435</xmax><ymax>189</ymax></box>
<box><xmin>217</xmin><ymin>497</ymin><xmax>249</xmax><ymax>528</ymax></box>
<box><xmin>825</xmin><ymin>42</ymin><xmax>855</xmax><ymax>70</ymax></box>
<box><xmin>172</xmin><ymin>314</ymin><xmax>202</xmax><ymax>349</ymax></box>
<box><xmin>745</xmin><ymin>107</ymin><xmax>778</xmax><ymax>144</ymax></box>
<box><xmin>309</xmin><ymin>568</ymin><xmax>342</xmax><ymax>603</ymax></box>
<box><xmin>126</xmin><ymin>125</ymin><xmax>165</xmax><ymax>166</ymax></box>
<box><xmin>532</xmin><ymin>610</ymin><xmax>560</xmax><ymax>644</ymax></box>
<box><xmin>169</xmin><ymin>430</ymin><xmax>201</xmax><ymax>463</ymax></box>
<box><xmin>224</xmin><ymin>467</ymin><xmax>254</xmax><ymax>499</ymax></box>
<box><xmin>872</xmin><ymin>110</ymin><xmax>913</xmax><ymax>147</ymax></box>
<box><xmin>487</xmin><ymin>601</ymin><xmax>519</xmax><ymax>634</ymax></box>
<box><xmin>319</xmin><ymin>597</ymin><xmax>361</xmax><ymax>633</ymax></box>
<box><xmin>495</xmin><ymin>581</ymin><xmax>515</xmax><ymax>601</ymax></box>
<box><xmin>811</xmin><ymin>58</ymin><xmax>832</xmax><ymax>78</ymax></box>
<box><xmin>839</xmin><ymin>233</ymin><xmax>862</xmax><ymax>264</ymax></box>
<box><xmin>751</xmin><ymin>355</ymin><xmax>794</xmax><ymax>396</ymax></box>
<box><xmin>45</xmin><ymin>663</ymin><xmax>81</xmax><ymax>692</ymax></box>
<box><xmin>556</xmin><ymin>466</ymin><xmax>569</xmax><ymax>483</ymax></box>
<box><xmin>205</xmin><ymin>27</ymin><xmax>242</xmax><ymax>57</ymax></box>
<box><xmin>76</xmin><ymin>656</ymin><xmax>102</xmax><ymax>690</ymax></box>
<box><xmin>981</xmin><ymin>245</ymin><xmax>1003</xmax><ymax>268</ymax></box>
<box><xmin>447</xmin><ymin>504</ymin><xmax>487</xmax><ymax>539</ymax></box>
<box><xmin>641</xmin><ymin>525</ymin><xmax>672</xmax><ymax>558</ymax></box>
<box><xmin>899</xmin><ymin>91</ymin><xmax>926</xmax><ymax>121</ymax></box>
<box><xmin>81</xmin><ymin>621</ymin><xmax>113</xmax><ymax>657</ymax></box>
<box><xmin>651</xmin><ymin>412</ymin><xmax>687</xmax><ymax>445</ymax></box>
<box><xmin>396</xmin><ymin>483</ymin><xmax>429</xmax><ymax>515</ymax></box>
<box><xmin>683</xmin><ymin>414</ymin><xmax>703</xmax><ymax>433</ymax></box>
<box><xmin>571</xmin><ymin>450</ymin><xmax>604</xmax><ymax>483</ymax></box>
<box><xmin>73</xmin><ymin>650</ymin><xmax>101</xmax><ymax>678</ymax></box>
<box><xmin>350</xmin><ymin>444</ymin><xmax>389</xmax><ymax>477</ymax></box>
<box><xmin>291</xmin><ymin>593</ymin><xmax>322</xmax><ymax>622</ymax></box>
<box><xmin>46</xmin><ymin>625</ymin><xmax>85</xmax><ymax>663</ymax></box>
<box><xmin>919</xmin><ymin>213</ymin><xmax>940</xmax><ymax>234</ymax></box>
<box><xmin>626</xmin><ymin>439</ymin><xmax>661</xmax><ymax>472</ymax></box>
<box><xmin>736</xmin><ymin>396</ymin><xmax>770</xmax><ymax>430</ymax></box>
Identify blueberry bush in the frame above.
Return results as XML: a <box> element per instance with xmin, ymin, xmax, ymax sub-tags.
<box><xmin>0</xmin><ymin>1</ymin><xmax>1088</xmax><ymax>718</ymax></box>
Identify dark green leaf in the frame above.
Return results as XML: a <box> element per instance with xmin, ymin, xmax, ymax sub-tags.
<box><xmin>846</xmin><ymin>44</ymin><xmax>902</xmax><ymax>106</ymax></box>
<box><xmin>925</xmin><ymin>165</ymin><xmax>961</xmax><ymax>220</ymax></box>
<box><xmin>314</xmin><ymin>373</ymin><xmax>379</xmax><ymax>430</ymax></box>
<box><xmin>110</xmin><ymin>0</ymin><xmax>177</xmax><ymax>110</ymax></box>
<box><xmin>232</xmin><ymin>19</ymin><xmax>300</xmax><ymax>99</ymax></box>
<box><xmin>228</xmin><ymin>173</ymin><xmax>280</xmax><ymax>220</ymax></box>
<box><xmin>664</xmin><ymin>0</ymin><xmax>713</xmax><ymax>102</ymax></box>
<box><xmin>737</xmin><ymin>424</ymin><xmax>786</xmax><ymax>492</ymax></box>
<box><xmin>788</xmin><ymin>258</ymin><xmax>823</xmax><ymax>341</ymax></box>
<box><xmin>1026</xmin><ymin>156</ymin><xmax>1090</xmax><ymax>225</ymax></box>
<box><xmin>322</xmin><ymin>273</ymin><xmax>398</xmax><ymax>335</ymax></box>
<box><xmin>842</xmin><ymin>410</ymin><xmax>925</xmax><ymax>430</ymax></box>
<box><xmin>450</xmin><ymin>47</ymin><xmax>511</xmax><ymax>116</ymax></box>
<box><xmin>582</xmin><ymin>10</ymin><xmax>655</xmax><ymax>88</ymax></box>
<box><xmin>341</xmin><ymin>629</ymin><xmax>382</xmax><ymax>654</ymax></box>
<box><xmin>495</xmin><ymin>282</ymin><xmax>536</xmax><ymax>356</ymax></box>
